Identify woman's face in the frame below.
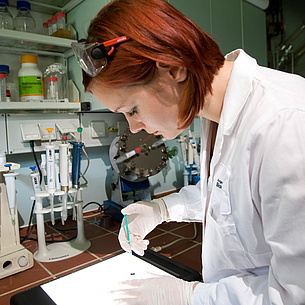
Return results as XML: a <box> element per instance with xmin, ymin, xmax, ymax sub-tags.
<box><xmin>90</xmin><ymin>66</ymin><xmax>186</xmax><ymax>140</ymax></box>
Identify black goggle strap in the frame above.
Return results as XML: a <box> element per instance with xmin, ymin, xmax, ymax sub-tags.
<box><xmin>91</xmin><ymin>35</ymin><xmax>129</xmax><ymax>60</ymax></box>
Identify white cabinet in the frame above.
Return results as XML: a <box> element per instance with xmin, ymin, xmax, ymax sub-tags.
<box><xmin>6</xmin><ymin>113</ymin><xmax>80</xmax><ymax>154</ymax></box>
<box><xmin>0</xmin><ymin>114</ymin><xmax>8</xmax><ymax>154</ymax></box>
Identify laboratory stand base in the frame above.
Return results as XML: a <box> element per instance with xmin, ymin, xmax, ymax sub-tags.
<box><xmin>34</xmin><ymin>239</ymin><xmax>91</xmax><ymax>263</ymax></box>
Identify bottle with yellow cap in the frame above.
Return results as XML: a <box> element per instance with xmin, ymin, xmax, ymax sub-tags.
<box><xmin>18</xmin><ymin>54</ymin><xmax>44</xmax><ymax>102</ymax></box>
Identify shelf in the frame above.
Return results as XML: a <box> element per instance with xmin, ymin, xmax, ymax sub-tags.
<box><xmin>10</xmin><ymin>0</ymin><xmax>84</xmax><ymax>14</ymax></box>
<box><xmin>0</xmin><ymin>101</ymin><xmax>81</xmax><ymax>112</ymax></box>
<box><xmin>0</xmin><ymin>29</ymin><xmax>76</xmax><ymax>57</ymax></box>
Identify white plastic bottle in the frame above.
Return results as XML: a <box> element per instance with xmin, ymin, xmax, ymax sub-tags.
<box><xmin>18</xmin><ymin>54</ymin><xmax>44</xmax><ymax>102</ymax></box>
<box><xmin>14</xmin><ymin>1</ymin><xmax>36</xmax><ymax>33</ymax></box>
<box><xmin>0</xmin><ymin>0</ymin><xmax>13</xmax><ymax>30</ymax></box>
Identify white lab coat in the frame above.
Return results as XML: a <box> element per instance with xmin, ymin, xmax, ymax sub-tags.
<box><xmin>163</xmin><ymin>50</ymin><xmax>305</xmax><ymax>304</ymax></box>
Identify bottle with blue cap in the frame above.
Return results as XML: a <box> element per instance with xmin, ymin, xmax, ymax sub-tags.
<box><xmin>0</xmin><ymin>64</ymin><xmax>17</xmax><ymax>102</ymax></box>
<box><xmin>14</xmin><ymin>0</ymin><xmax>36</xmax><ymax>33</ymax></box>
<box><xmin>0</xmin><ymin>0</ymin><xmax>13</xmax><ymax>30</ymax></box>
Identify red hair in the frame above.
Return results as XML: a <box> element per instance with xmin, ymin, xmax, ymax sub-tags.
<box><xmin>83</xmin><ymin>0</ymin><xmax>224</xmax><ymax>129</ymax></box>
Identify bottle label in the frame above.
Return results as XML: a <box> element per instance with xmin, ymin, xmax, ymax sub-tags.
<box><xmin>18</xmin><ymin>76</ymin><xmax>43</xmax><ymax>97</ymax></box>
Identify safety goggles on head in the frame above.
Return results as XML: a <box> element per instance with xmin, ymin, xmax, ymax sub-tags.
<box><xmin>71</xmin><ymin>35</ymin><xmax>130</xmax><ymax>77</ymax></box>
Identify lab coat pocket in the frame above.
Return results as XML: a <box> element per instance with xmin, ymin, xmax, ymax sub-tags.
<box><xmin>205</xmin><ymin>211</ymin><xmax>255</xmax><ymax>275</ymax></box>
<box><xmin>204</xmin><ymin>163</ymin><xmax>255</xmax><ymax>278</ymax></box>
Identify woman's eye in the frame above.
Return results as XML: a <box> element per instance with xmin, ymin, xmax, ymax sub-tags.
<box><xmin>128</xmin><ymin>107</ymin><xmax>138</xmax><ymax>117</ymax></box>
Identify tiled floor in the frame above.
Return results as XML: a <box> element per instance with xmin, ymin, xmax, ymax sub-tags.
<box><xmin>1</xmin><ymin>209</ymin><xmax>203</xmax><ymax>304</ymax></box>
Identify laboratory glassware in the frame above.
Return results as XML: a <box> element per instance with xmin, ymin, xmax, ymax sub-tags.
<box><xmin>14</xmin><ymin>0</ymin><xmax>36</xmax><ymax>33</ymax></box>
<box><xmin>44</xmin><ymin>63</ymin><xmax>67</xmax><ymax>100</ymax></box>
<box><xmin>0</xmin><ymin>0</ymin><xmax>13</xmax><ymax>30</ymax></box>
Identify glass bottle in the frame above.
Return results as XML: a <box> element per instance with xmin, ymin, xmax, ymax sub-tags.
<box><xmin>0</xmin><ymin>0</ymin><xmax>13</xmax><ymax>30</ymax></box>
<box><xmin>14</xmin><ymin>1</ymin><xmax>36</xmax><ymax>33</ymax></box>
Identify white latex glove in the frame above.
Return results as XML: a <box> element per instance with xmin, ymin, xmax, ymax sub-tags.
<box><xmin>118</xmin><ymin>199</ymin><xmax>168</xmax><ymax>256</ymax></box>
<box><xmin>112</xmin><ymin>274</ymin><xmax>196</xmax><ymax>305</ymax></box>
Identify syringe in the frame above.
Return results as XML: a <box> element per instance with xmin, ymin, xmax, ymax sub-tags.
<box><xmin>45</xmin><ymin>128</ymin><xmax>56</xmax><ymax>225</ymax></box>
<box><xmin>59</xmin><ymin>136</ymin><xmax>69</xmax><ymax>223</ymax></box>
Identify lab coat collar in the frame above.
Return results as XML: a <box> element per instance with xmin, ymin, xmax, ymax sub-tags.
<box><xmin>220</xmin><ymin>49</ymin><xmax>258</xmax><ymax>135</ymax></box>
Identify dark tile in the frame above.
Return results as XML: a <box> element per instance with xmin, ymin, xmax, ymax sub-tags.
<box><xmin>149</xmin><ymin>232</ymin><xmax>197</xmax><ymax>256</ymax></box>
<box><xmin>171</xmin><ymin>244</ymin><xmax>202</xmax><ymax>274</ymax></box>
<box><xmin>170</xmin><ymin>222</ymin><xmax>202</xmax><ymax>243</ymax></box>
<box><xmin>88</xmin><ymin>233</ymin><xmax>123</xmax><ymax>258</ymax></box>
<box><xmin>157</xmin><ymin>221</ymin><xmax>189</xmax><ymax>232</ymax></box>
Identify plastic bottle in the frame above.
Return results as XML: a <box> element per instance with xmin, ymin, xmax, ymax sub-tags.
<box><xmin>48</xmin><ymin>77</ymin><xmax>58</xmax><ymax>100</ymax></box>
<box><xmin>14</xmin><ymin>1</ymin><xmax>36</xmax><ymax>33</ymax></box>
<box><xmin>56</xmin><ymin>12</ymin><xmax>65</xmax><ymax>30</ymax></box>
<box><xmin>0</xmin><ymin>65</ymin><xmax>9</xmax><ymax>96</ymax></box>
<box><xmin>0</xmin><ymin>0</ymin><xmax>13</xmax><ymax>30</ymax></box>
<box><xmin>0</xmin><ymin>64</ymin><xmax>18</xmax><ymax>102</ymax></box>
<box><xmin>18</xmin><ymin>55</ymin><xmax>44</xmax><ymax>102</ymax></box>
<box><xmin>47</xmin><ymin>19</ymin><xmax>52</xmax><ymax>35</ymax></box>
<box><xmin>0</xmin><ymin>73</ymin><xmax>6</xmax><ymax>102</ymax></box>
<box><xmin>42</xmin><ymin>21</ymin><xmax>48</xmax><ymax>35</ymax></box>
<box><xmin>51</xmin><ymin>15</ymin><xmax>57</xmax><ymax>34</ymax></box>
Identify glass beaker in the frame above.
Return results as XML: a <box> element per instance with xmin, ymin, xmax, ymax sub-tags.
<box><xmin>44</xmin><ymin>63</ymin><xmax>67</xmax><ymax>100</ymax></box>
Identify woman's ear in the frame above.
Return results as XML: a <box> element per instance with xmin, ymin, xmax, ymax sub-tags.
<box><xmin>156</xmin><ymin>62</ymin><xmax>187</xmax><ymax>83</ymax></box>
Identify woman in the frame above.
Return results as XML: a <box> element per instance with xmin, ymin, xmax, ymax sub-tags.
<box><xmin>72</xmin><ymin>0</ymin><xmax>305</xmax><ymax>304</ymax></box>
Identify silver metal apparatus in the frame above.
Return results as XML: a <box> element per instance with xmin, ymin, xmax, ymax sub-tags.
<box><xmin>108</xmin><ymin>129</ymin><xmax>168</xmax><ymax>208</ymax></box>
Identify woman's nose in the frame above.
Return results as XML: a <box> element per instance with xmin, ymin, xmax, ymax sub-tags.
<box><xmin>126</xmin><ymin>116</ymin><xmax>145</xmax><ymax>133</ymax></box>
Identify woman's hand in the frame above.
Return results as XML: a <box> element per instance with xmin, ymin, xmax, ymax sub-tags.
<box><xmin>112</xmin><ymin>274</ymin><xmax>196</xmax><ymax>305</ymax></box>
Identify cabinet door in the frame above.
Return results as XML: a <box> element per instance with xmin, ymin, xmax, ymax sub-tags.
<box><xmin>242</xmin><ymin>1</ymin><xmax>267</xmax><ymax>66</ymax></box>
<box><xmin>0</xmin><ymin>114</ymin><xmax>8</xmax><ymax>154</ymax></box>
<box><xmin>210</xmin><ymin>0</ymin><xmax>243</xmax><ymax>55</ymax></box>
<box><xmin>170</xmin><ymin>0</ymin><xmax>211</xmax><ymax>33</ymax></box>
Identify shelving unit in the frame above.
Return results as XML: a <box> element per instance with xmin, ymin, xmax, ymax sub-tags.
<box><xmin>0</xmin><ymin>29</ymin><xmax>75</xmax><ymax>57</ymax></box>
<box><xmin>0</xmin><ymin>0</ymin><xmax>82</xmax><ymax>112</ymax></box>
